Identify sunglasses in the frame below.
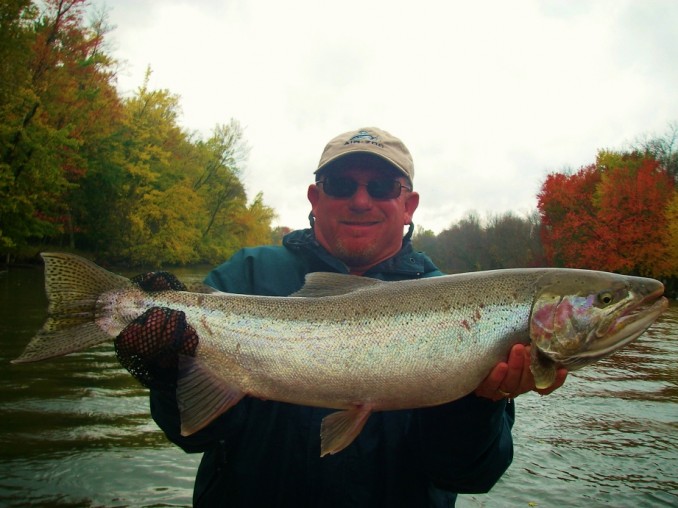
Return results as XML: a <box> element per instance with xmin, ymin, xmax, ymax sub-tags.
<box><xmin>318</xmin><ymin>176</ymin><xmax>412</xmax><ymax>200</ymax></box>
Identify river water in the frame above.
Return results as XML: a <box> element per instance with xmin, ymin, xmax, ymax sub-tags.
<box><xmin>0</xmin><ymin>264</ymin><xmax>676</xmax><ymax>507</ymax></box>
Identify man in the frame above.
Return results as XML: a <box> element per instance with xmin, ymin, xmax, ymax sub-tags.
<box><xmin>123</xmin><ymin>127</ymin><xmax>566</xmax><ymax>507</ymax></box>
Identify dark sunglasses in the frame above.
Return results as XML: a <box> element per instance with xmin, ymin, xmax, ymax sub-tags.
<box><xmin>318</xmin><ymin>176</ymin><xmax>412</xmax><ymax>200</ymax></box>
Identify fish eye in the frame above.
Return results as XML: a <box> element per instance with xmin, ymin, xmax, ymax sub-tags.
<box><xmin>597</xmin><ymin>291</ymin><xmax>614</xmax><ymax>306</ymax></box>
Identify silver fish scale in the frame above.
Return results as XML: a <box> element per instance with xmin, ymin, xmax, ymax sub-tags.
<box><xmin>165</xmin><ymin>275</ymin><xmax>539</xmax><ymax>411</ymax></box>
<box><xmin>11</xmin><ymin>253</ymin><xmax>668</xmax><ymax>458</ymax></box>
<box><xmin>14</xmin><ymin>252</ymin><xmax>669</xmax><ymax>456</ymax></box>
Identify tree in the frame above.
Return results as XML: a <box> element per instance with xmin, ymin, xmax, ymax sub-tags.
<box><xmin>193</xmin><ymin>121</ymin><xmax>248</xmax><ymax>236</ymax></box>
<box><xmin>431</xmin><ymin>212</ymin><xmax>491</xmax><ymax>273</ymax></box>
<box><xmin>412</xmin><ymin>226</ymin><xmax>439</xmax><ymax>264</ymax></box>
<box><xmin>538</xmin><ymin>164</ymin><xmax>601</xmax><ymax>268</ymax></box>
<box><xmin>663</xmin><ymin>192</ymin><xmax>678</xmax><ymax>279</ymax></box>
<box><xmin>593</xmin><ymin>151</ymin><xmax>674</xmax><ymax>276</ymax></box>
<box><xmin>126</xmin><ymin>185</ymin><xmax>203</xmax><ymax>266</ymax></box>
<box><xmin>0</xmin><ymin>0</ymin><xmax>120</xmax><ymax>256</ymax></box>
<box><xmin>104</xmin><ymin>69</ymin><xmax>193</xmax><ymax>262</ymax></box>
<box><xmin>486</xmin><ymin>211</ymin><xmax>544</xmax><ymax>268</ymax></box>
<box><xmin>538</xmin><ymin>151</ymin><xmax>675</xmax><ymax>277</ymax></box>
<box><xmin>632</xmin><ymin>122</ymin><xmax>678</xmax><ymax>181</ymax></box>
<box><xmin>0</xmin><ymin>2</ymin><xmax>274</xmax><ymax>265</ymax></box>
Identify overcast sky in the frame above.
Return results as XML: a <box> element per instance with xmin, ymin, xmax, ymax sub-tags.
<box><xmin>92</xmin><ymin>0</ymin><xmax>678</xmax><ymax>233</ymax></box>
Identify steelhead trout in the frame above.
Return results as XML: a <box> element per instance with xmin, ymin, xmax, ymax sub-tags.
<box><xmin>14</xmin><ymin>253</ymin><xmax>668</xmax><ymax>456</ymax></box>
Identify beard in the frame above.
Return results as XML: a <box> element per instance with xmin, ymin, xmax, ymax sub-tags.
<box><xmin>330</xmin><ymin>236</ymin><xmax>391</xmax><ymax>272</ymax></box>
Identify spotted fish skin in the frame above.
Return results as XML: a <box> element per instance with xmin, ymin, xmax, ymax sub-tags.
<box><xmin>13</xmin><ymin>253</ymin><xmax>668</xmax><ymax>456</ymax></box>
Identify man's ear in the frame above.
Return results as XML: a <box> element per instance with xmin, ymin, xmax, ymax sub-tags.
<box><xmin>403</xmin><ymin>191</ymin><xmax>419</xmax><ymax>225</ymax></box>
<box><xmin>307</xmin><ymin>183</ymin><xmax>320</xmax><ymax>209</ymax></box>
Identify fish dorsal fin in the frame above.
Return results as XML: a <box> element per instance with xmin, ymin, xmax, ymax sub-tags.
<box><xmin>291</xmin><ymin>272</ymin><xmax>384</xmax><ymax>298</ymax></box>
<box><xmin>184</xmin><ymin>282</ymin><xmax>222</xmax><ymax>294</ymax></box>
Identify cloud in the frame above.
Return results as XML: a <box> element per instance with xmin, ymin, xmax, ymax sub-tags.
<box><xmin>97</xmin><ymin>0</ymin><xmax>678</xmax><ymax>233</ymax></box>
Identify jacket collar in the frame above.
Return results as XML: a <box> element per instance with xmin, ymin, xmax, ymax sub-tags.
<box><xmin>282</xmin><ymin>228</ymin><xmax>438</xmax><ymax>278</ymax></box>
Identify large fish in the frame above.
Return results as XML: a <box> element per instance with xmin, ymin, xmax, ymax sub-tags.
<box><xmin>13</xmin><ymin>253</ymin><xmax>668</xmax><ymax>456</ymax></box>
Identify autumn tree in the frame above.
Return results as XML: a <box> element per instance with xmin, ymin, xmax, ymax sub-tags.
<box><xmin>90</xmin><ymin>73</ymin><xmax>273</xmax><ymax>266</ymax></box>
<box><xmin>0</xmin><ymin>0</ymin><xmax>120</xmax><ymax>256</ymax></box>
<box><xmin>538</xmin><ymin>164</ymin><xmax>602</xmax><ymax>267</ymax></box>
<box><xmin>632</xmin><ymin>122</ymin><xmax>678</xmax><ymax>181</ymax></box>
<box><xmin>0</xmin><ymin>0</ymin><xmax>45</xmax><ymax>255</ymax></box>
<box><xmin>94</xmin><ymin>70</ymin><xmax>200</xmax><ymax>265</ymax></box>
<box><xmin>0</xmin><ymin>1</ymin><xmax>275</xmax><ymax>266</ymax></box>
<box><xmin>538</xmin><ymin>151</ymin><xmax>675</xmax><ymax>277</ymax></box>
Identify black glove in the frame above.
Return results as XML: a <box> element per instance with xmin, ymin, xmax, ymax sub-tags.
<box><xmin>114</xmin><ymin>272</ymin><xmax>199</xmax><ymax>390</ymax></box>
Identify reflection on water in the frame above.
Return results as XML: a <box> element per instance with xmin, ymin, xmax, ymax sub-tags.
<box><xmin>460</xmin><ymin>304</ymin><xmax>678</xmax><ymax>508</ymax></box>
<box><xmin>0</xmin><ymin>266</ymin><xmax>202</xmax><ymax>507</ymax></box>
<box><xmin>1</xmin><ymin>265</ymin><xmax>677</xmax><ymax>507</ymax></box>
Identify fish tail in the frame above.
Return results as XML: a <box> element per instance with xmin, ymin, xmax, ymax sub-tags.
<box><xmin>12</xmin><ymin>252</ymin><xmax>132</xmax><ymax>364</ymax></box>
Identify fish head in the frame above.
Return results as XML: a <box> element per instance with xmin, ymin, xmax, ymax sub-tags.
<box><xmin>528</xmin><ymin>270</ymin><xmax>668</xmax><ymax>388</ymax></box>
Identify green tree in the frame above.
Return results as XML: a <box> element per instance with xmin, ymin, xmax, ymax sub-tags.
<box><xmin>194</xmin><ymin>121</ymin><xmax>268</xmax><ymax>262</ymax></box>
<box><xmin>412</xmin><ymin>226</ymin><xmax>439</xmax><ymax>265</ymax></box>
<box><xmin>432</xmin><ymin>212</ymin><xmax>490</xmax><ymax>273</ymax></box>
<box><xmin>486</xmin><ymin>211</ymin><xmax>544</xmax><ymax>268</ymax></box>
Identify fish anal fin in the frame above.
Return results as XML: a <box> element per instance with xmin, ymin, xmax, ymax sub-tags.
<box><xmin>320</xmin><ymin>406</ymin><xmax>372</xmax><ymax>457</ymax></box>
<box><xmin>177</xmin><ymin>355</ymin><xmax>245</xmax><ymax>436</ymax></box>
<box><xmin>530</xmin><ymin>346</ymin><xmax>558</xmax><ymax>389</ymax></box>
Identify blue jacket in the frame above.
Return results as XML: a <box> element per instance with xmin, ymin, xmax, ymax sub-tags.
<box><xmin>150</xmin><ymin>229</ymin><xmax>514</xmax><ymax>507</ymax></box>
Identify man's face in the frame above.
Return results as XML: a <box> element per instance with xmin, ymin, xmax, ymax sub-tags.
<box><xmin>307</xmin><ymin>158</ymin><xmax>419</xmax><ymax>274</ymax></box>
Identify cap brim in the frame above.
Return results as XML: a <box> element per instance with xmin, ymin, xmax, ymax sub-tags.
<box><xmin>315</xmin><ymin>151</ymin><xmax>410</xmax><ymax>180</ymax></box>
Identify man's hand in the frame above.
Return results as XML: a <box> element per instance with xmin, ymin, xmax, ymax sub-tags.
<box><xmin>114</xmin><ymin>271</ymin><xmax>199</xmax><ymax>390</ymax></box>
<box><xmin>474</xmin><ymin>344</ymin><xmax>567</xmax><ymax>401</ymax></box>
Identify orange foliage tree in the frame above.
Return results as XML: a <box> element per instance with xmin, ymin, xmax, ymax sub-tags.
<box><xmin>537</xmin><ymin>164</ymin><xmax>601</xmax><ymax>268</ymax></box>
<box><xmin>538</xmin><ymin>151</ymin><xmax>676</xmax><ymax>278</ymax></box>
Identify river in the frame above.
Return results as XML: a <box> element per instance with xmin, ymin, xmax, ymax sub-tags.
<box><xmin>0</xmin><ymin>264</ymin><xmax>676</xmax><ymax>507</ymax></box>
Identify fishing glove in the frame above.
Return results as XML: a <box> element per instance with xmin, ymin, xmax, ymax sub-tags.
<box><xmin>114</xmin><ymin>272</ymin><xmax>199</xmax><ymax>391</ymax></box>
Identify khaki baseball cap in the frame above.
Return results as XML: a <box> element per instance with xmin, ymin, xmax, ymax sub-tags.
<box><xmin>315</xmin><ymin>127</ymin><xmax>414</xmax><ymax>183</ymax></box>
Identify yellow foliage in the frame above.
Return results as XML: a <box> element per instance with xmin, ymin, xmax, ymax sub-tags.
<box><xmin>664</xmin><ymin>193</ymin><xmax>678</xmax><ymax>276</ymax></box>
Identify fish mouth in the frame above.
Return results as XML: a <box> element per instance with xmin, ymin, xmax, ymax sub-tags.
<box><xmin>563</xmin><ymin>286</ymin><xmax>668</xmax><ymax>368</ymax></box>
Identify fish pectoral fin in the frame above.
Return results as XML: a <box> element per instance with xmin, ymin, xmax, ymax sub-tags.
<box><xmin>176</xmin><ymin>355</ymin><xmax>245</xmax><ymax>436</ymax></box>
<box><xmin>530</xmin><ymin>346</ymin><xmax>558</xmax><ymax>389</ymax></box>
<box><xmin>320</xmin><ymin>406</ymin><xmax>372</xmax><ymax>457</ymax></box>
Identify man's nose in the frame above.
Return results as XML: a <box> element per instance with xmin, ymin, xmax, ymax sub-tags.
<box><xmin>348</xmin><ymin>184</ymin><xmax>373</xmax><ymax>209</ymax></box>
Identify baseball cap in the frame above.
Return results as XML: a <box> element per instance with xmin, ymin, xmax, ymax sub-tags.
<box><xmin>315</xmin><ymin>127</ymin><xmax>414</xmax><ymax>183</ymax></box>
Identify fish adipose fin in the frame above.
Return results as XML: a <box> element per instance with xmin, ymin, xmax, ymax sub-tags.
<box><xmin>12</xmin><ymin>252</ymin><xmax>133</xmax><ymax>364</ymax></box>
<box><xmin>177</xmin><ymin>355</ymin><xmax>245</xmax><ymax>436</ymax></box>
<box><xmin>320</xmin><ymin>406</ymin><xmax>373</xmax><ymax>457</ymax></box>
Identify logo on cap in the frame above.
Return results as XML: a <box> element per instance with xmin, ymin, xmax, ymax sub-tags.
<box><xmin>346</xmin><ymin>130</ymin><xmax>384</xmax><ymax>148</ymax></box>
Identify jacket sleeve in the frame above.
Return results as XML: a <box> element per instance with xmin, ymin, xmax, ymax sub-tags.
<box><xmin>413</xmin><ymin>394</ymin><xmax>514</xmax><ymax>493</ymax></box>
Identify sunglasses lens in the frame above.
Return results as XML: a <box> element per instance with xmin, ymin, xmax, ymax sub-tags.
<box><xmin>320</xmin><ymin>177</ymin><xmax>406</xmax><ymax>200</ymax></box>
<box><xmin>322</xmin><ymin>177</ymin><xmax>358</xmax><ymax>198</ymax></box>
<box><xmin>367</xmin><ymin>179</ymin><xmax>401</xmax><ymax>199</ymax></box>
